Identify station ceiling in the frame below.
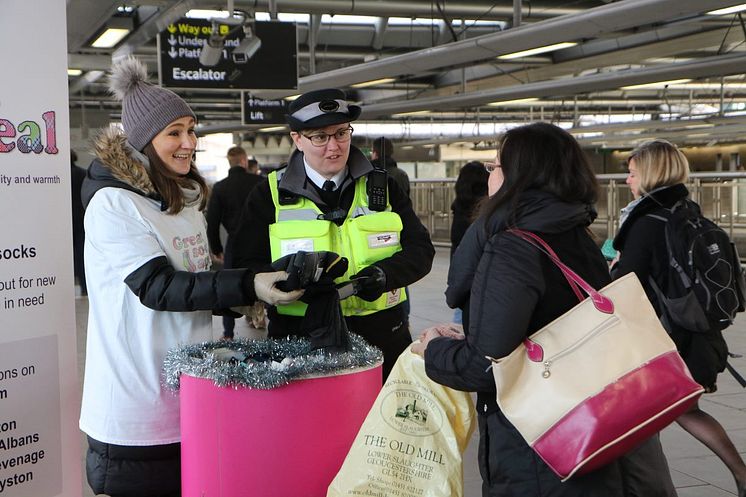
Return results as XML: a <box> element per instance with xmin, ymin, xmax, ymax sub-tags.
<box><xmin>66</xmin><ymin>0</ymin><xmax>746</xmax><ymax>149</ymax></box>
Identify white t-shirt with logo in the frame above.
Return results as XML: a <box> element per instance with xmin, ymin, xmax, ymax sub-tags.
<box><xmin>80</xmin><ymin>187</ymin><xmax>212</xmax><ymax>446</ymax></box>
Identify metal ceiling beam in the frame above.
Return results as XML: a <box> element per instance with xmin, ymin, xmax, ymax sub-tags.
<box><xmin>112</xmin><ymin>0</ymin><xmax>200</xmax><ymax>60</ymax></box>
<box><xmin>297</xmin><ymin>0</ymin><xmax>738</xmax><ymax>91</ymax></box>
<box><xmin>434</xmin><ymin>19</ymin><xmax>722</xmax><ymax>89</ymax></box>
<box><xmin>360</xmin><ymin>52</ymin><xmax>746</xmax><ymax>118</ymax></box>
<box><xmin>571</xmin><ymin>115</ymin><xmax>746</xmax><ymax>135</ymax></box>
<box><xmin>577</xmin><ymin>123</ymin><xmax>746</xmax><ymax>147</ymax></box>
<box><xmin>234</xmin><ymin>0</ymin><xmax>587</xmax><ymax>20</ymax></box>
<box><xmin>66</xmin><ymin>0</ymin><xmax>122</xmax><ymax>51</ymax></box>
<box><xmin>372</xmin><ymin>17</ymin><xmax>388</xmax><ymax>51</ymax></box>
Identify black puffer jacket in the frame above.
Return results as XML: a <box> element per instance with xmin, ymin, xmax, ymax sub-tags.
<box><xmin>612</xmin><ymin>183</ymin><xmax>728</xmax><ymax>389</ymax></box>
<box><xmin>426</xmin><ymin>189</ymin><xmax>624</xmax><ymax>497</ymax></box>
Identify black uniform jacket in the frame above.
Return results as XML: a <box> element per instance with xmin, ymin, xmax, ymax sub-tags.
<box><xmin>230</xmin><ymin>145</ymin><xmax>434</xmax><ymax>336</ymax></box>
<box><xmin>81</xmin><ymin>128</ymin><xmax>257</xmax><ymax>312</ymax></box>
<box><xmin>206</xmin><ymin>166</ymin><xmax>265</xmax><ymax>257</ymax></box>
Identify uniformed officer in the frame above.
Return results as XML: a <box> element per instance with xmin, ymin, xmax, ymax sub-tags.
<box><xmin>230</xmin><ymin>88</ymin><xmax>435</xmax><ymax>380</ymax></box>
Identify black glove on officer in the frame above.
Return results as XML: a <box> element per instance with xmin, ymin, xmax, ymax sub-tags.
<box><xmin>350</xmin><ymin>265</ymin><xmax>387</xmax><ymax>302</ymax></box>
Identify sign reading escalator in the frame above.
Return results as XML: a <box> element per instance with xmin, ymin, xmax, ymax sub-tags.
<box><xmin>158</xmin><ymin>19</ymin><xmax>298</xmax><ymax>90</ymax></box>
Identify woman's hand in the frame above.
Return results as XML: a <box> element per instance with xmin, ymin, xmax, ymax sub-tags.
<box><xmin>254</xmin><ymin>271</ymin><xmax>304</xmax><ymax>305</ymax></box>
<box><xmin>411</xmin><ymin>323</ymin><xmax>465</xmax><ymax>357</ymax></box>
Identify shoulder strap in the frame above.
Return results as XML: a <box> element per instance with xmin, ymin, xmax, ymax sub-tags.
<box><xmin>507</xmin><ymin>228</ymin><xmax>614</xmax><ymax>314</ymax></box>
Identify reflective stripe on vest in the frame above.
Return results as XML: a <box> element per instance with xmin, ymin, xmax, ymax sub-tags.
<box><xmin>267</xmin><ymin>170</ymin><xmax>407</xmax><ymax>317</ymax></box>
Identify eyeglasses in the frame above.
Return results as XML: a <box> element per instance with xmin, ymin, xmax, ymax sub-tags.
<box><xmin>301</xmin><ymin>126</ymin><xmax>354</xmax><ymax>147</ymax></box>
<box><xmin>484</xmin><ymin>161</ymin><xmax>501</xmax><ymax>173</ymax></box>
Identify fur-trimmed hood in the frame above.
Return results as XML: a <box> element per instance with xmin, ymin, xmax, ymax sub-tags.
<box><xmin>81</xmin><ymin>127</ymin><xmax>161</xmax><ymax>209</ymax></box>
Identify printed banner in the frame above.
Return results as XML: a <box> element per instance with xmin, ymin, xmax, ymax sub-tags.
<box><xmin>0</xmin><ymin>1</ymin><xmax>82</xmax><ymax>496</ymax></box>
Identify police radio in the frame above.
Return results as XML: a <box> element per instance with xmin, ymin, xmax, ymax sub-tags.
<box><xmin>367</xmin><ymin>167</ymin><xmax>388</xmax><ymax>211</ymax></box>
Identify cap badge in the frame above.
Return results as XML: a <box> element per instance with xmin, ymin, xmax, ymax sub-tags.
<box><xmin>318</xmin><ymin>100</ymin><xmax>340</xmax><ymax>113</ymax></box>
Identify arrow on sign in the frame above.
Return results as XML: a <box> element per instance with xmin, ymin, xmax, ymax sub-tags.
<box><xmin>169</xmin><ymin>48</ymin><xmax>178</xmax><ymax>58</ymax></box>
<box><xmin>167</xmin><ymin>24</ymin><xmax>177</xmax><ymax>34</ymax></box>
<box><xmin>168</xmin><ymin>35</ymin><xmax>177</xmax><ymax>46</ymax></box>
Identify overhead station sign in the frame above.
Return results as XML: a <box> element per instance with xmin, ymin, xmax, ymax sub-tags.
<box><xmin>242</xmin><ymin>93</ymin><xmax>289</xmax><ymax>125</ymax></box>
<box><xmin>158</xmin><ymin>19</ymin><xmax>297</xmax><ymax>90</ymax></box>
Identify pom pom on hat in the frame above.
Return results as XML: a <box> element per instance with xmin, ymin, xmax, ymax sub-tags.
<box><xmin>109</xmin><ymin>56</ymin><xmax>149</xmax><ymax>101</ymax></box>
<box><xmin>108</xmin><ymin>56</ymin><xmax>196</xmax><ymax>151</ymax></box>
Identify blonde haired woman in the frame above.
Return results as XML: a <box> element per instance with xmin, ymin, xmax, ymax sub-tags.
<box><xmin>612</xmin><ymin>139</ymin><xmax>746</xmax><ymax>497</ymax></box>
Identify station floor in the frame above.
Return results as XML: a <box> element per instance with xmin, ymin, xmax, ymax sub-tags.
<box><xmin>75</xmin><ymin>247</ymin><xmax>746</xmax><ymax>497</ymax></box>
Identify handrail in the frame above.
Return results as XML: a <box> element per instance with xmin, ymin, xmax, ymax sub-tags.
<box><xmin>410</xmin><ymin>171</ymin><xmax>746</xmax><ymax>185</ymax></box>
<box><xmin>409</xmin><ymin>173</ymin><xmax>746</xmax><ymax>249</ymax></box>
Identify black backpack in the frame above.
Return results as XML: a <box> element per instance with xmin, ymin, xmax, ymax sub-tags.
<box><xmin>648</xmin><ymin>199</ymin><xmax>746</xmax><ymax>333</ymax></box>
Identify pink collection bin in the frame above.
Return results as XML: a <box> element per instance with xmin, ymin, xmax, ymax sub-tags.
<box><xmin>180</xmin><ymin>364</ymin><xmax>382</xmax><ymax>497</ymax></box>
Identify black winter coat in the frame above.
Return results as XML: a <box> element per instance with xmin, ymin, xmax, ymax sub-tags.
<box><xmin>612</xmin><ymin>184</ymin><xmax>728</xmax><ymax>389</ymax></box>
<box><xmin>206</xmin><ymin>166</ymin><xmax>265</xmax><ymax>258</ymax></box>
<box><xmin>425</xmin><ymin>190</ymin><xmax>624</xmax><ymax>497</ymax></box>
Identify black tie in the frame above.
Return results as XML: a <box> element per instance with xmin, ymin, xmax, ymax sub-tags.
<box><xmin>322</xmin><ymin>180</ymin><xmax>336</xmax><ymax>192</ymax></box>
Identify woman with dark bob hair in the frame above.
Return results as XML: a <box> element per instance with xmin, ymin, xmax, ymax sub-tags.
<box><xmin>413</xmin><ymin>123</ymin><xmax>673</xmax><ymax>496</ymax></box>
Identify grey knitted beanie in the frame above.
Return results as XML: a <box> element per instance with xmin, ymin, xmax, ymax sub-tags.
<box><xmin>109</xmin><ymin>57</ymin><xmax>196</xmax><ymax>151</ymax></box>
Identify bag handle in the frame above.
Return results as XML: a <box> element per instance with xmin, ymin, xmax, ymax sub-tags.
<box><xmin>508</xmin><ymin>228</ymin><xmax>614</xmax><ymax>315</ymax></box>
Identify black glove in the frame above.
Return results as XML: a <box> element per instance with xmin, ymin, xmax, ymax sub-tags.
<box><xmin>271</xmin><ymin>251</ymin><xmax>347</xmax><ymax>292</ymax></box>
<box><xmin>350</xmin><ymin>265</ymin><xmax>386</xmax><ymax>302</ymax></box>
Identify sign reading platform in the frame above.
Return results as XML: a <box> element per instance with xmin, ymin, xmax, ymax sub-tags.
<box><xmin>242</xmin><ymin>93</ymin><xmax>289</xmax><ymax>125</ymax></box>
<box><xmin>158</xmin><ymin>19</ymin><xmax>298</xmax><ymax>90</ymax></box>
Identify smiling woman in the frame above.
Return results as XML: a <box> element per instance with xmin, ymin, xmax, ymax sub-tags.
<box><xmin>150</xmin><ymin>116</ymin><xmax>197</xmax><ymax>176</ymax></box>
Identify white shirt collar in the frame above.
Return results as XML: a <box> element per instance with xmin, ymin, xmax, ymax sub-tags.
<box><xmin>303</xmin><ymin>156</ymin><xmax>347</xmax><ymax>191</ymax></box>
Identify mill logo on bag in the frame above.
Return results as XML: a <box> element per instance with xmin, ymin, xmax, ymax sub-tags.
<box><xmin>381</xmin><ymin>388</ymin><xmax>442</xmax><ymax>436</ymax></box>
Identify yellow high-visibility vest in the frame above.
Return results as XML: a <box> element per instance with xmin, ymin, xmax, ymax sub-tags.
<box><xmin>268</xmin><ymin>170</ymin><xmax>407</xmax><ymax>316</ymax></box>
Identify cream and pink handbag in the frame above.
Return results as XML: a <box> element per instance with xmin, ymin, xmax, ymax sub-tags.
<box><xmin>488</xmin><ymin>229</ymin><xmax>703</xmax><ymax>481</ymax></box>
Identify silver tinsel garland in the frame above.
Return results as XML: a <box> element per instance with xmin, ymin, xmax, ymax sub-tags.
<box><xmin>164</xmin><ymin>333</ymin><xmax>382</xmax><ymax>390</ymax></box>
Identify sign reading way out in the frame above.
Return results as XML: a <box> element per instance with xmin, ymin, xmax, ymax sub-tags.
<box><xmin>158</xmin><ymin>18</ymin><xmax>298</xmax><ymax>91</ymax></box>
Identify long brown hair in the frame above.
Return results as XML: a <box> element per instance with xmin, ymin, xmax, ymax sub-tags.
<box><xmin>481</xmin><ymin>122</ymin><xmax>598</xmax><ymax>224</ymax></box>
<box><xmin>142</xmin><ymin>143</ymin><xmax>208</xmax><ymax>214</ymax></box>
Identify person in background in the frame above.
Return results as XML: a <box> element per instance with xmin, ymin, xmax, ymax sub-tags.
<box><xmin>206</xmin><ymin>146</ymin><xmax>265</xmax><ymax>339</ymax></box>
<box><xmin>370</xmin><ymin>136</ymin><xmax>410</xmax><ymax>197</ymax></box>
<box><xmin>414</xmin><ymin>122</ymin><xmax>675</xmax><ymax>497</ymax></box>
<box><xmin>79</xmin><ymin>56</ymin><xmax>302</xmax><ymax>497</ymax></box>
<box><xmin>612</xmin><ymin>139</ymin><xmax>746</xmax><ymax>497</ymax></box>
<box><xmin>231</xmin><ymin>89</ymin><xmax>434</xmax><ymax>381</ymax></box>
<box><xmin>70</xmin><ymin>149</ymin><xmax>87</xmax><ymax>295</ymax></box>
<box><xmin>247</xmin><ymin>157</ymin><xmax>260</xmax><ymax>175</ymax></box>
<box><xmin>449</xmin><ymin>161</ymin><xmax>489</xmax><ymax>323</ymax></box>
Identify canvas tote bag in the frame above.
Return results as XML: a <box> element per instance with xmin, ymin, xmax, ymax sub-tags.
<box><xmin>488</xmin><ymin>229</ymin><xmax>703</xmax><ymax>481</ymax></box>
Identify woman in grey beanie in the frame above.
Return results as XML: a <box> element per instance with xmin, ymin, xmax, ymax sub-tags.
<box><xmin>78</xmin><ymin>57</ymin><xmax>303</xmax><ymax>497</ymax></box>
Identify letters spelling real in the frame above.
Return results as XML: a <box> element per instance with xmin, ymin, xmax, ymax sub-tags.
<box><xmin>0</xmin><ymin>111</ymin><xmax>58</xmax><ymax>155</ymax></box>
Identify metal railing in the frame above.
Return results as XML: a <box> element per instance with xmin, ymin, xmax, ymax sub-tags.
<box><xmin>410</xmin><ymin>172</ymin><xmax>746</xmax><ymax>246</ymax></box>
